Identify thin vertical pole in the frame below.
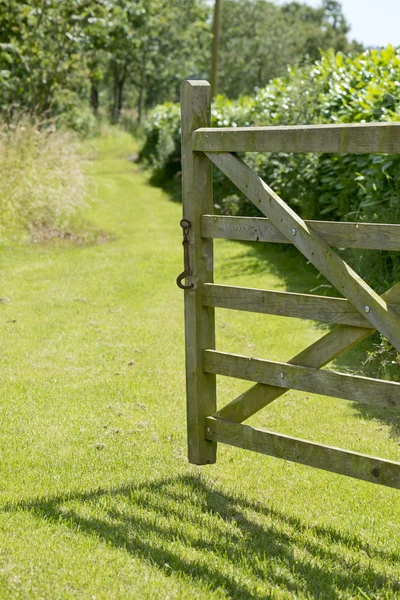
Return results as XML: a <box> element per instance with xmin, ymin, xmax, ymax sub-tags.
<box><xmin>180</xmin><ymin>80</ymin><xmax>217</xmax><ymax>465</ymax></box>
<box><xmin>211</xmin><ymin>0</ymin><xmax>222</xmax><ymax>98</ymax></box>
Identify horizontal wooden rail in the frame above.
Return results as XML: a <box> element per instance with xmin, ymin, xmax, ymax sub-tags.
<box><xmin>203</xmin><ymin>350</ymin><xmax>400</xmax><ymax>409</ymax></box>
<box><xmin>205</xmin><ymin>417</ymin><xmax>400</xmax><ymax>489</ymax></box>
<box><xmin>193</xmin><ymin>122</ymin><xmax>400</xmax><ymax>154</ymax></box>
<box><xmin>202</xmin><ymin>284</ymin><xmax>400</xmax><ymax>327</ymax></box>
<box><xmin>201</xmin><ymin>215</ymin><xmax>400</xmax><ymax>251</ymax></box>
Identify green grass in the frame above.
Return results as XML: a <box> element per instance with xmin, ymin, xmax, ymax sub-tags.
<box><xmin>0</xmin><ymin>131</ymin><xmax>399</xmax><ymax>599</ymax></box>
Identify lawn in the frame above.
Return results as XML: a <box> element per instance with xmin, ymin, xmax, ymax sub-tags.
<box><xmin>0</xmin><ymin>131</ymin><xmax>399</xmax><ymax>599</ymax></box>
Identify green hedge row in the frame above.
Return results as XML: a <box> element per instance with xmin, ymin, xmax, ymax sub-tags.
<box><xmin>140</xmin><ymin>47</ymin><xmax>400</xmax><ymax>291</ymax></box>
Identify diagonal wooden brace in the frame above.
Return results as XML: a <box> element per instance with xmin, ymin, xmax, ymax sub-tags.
<box><xmin>205</xmin><ymin>151</ymin><xmax>400</xmax><ymax>352</ymax></box>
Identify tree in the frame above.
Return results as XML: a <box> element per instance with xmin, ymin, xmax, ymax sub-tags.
<box><xmin>105</xmin><ymin>0</ymin><xmax>211</xmax><ymax>123</ymax></box>
<box><xmin>0</xmin><ymin>0</ymin><xmax>112</xmax><ymax>115</ymax></box>
<box><xmin>218</xmin><ymin>0</ymin><xmax>362</xmax><ymax>98</ymax></box>
<box><xmin>0</xmin><ymin>0</ymin><xmax>363</xmax><ymax>125</ymax></box>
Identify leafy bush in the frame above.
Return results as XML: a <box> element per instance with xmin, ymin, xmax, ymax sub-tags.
<box><xmin>141</xmin><ymin>46</ymin><xmax>400</xmax><ymax>286</ymax></box>
<box><xmin>0</xmin><ymin>118</ymin><xmax>88</xmax><ymax>237</ymax></box>
<box><xmin>52</xmin><ymin>91</ymin><xmax>98</xmax><ymax>136</ymax></box>
<box><xmin>140</xmin><ymin>102</ymin><xmax>182</xmax><ymax>181</ymax></box>
<box><xmin>363</xmin><ymin>335</ymin><xmax>400</xmax><ymax>382</ymax></box>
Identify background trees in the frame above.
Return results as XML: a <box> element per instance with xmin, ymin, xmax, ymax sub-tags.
<box><xmin>218</xmin><ymin>0</ymin><xmax>362</xmax><ymax>98</ymax></box>
<box><xmin>0</xmin><ymin>0</ymin><xmax>361</xmax><ymax>125</ymax></box>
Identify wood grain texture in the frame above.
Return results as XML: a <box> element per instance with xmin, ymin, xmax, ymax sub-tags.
<box><xmin>181</xmin><ymin>80</ymin><xmax>216</xmax><ymax>465</ymax></box>
<box><xmin>193</xmin><ymin>122</ymin><xmax>400</xmax><ymax>154</ymax></box>
<box><xmin>205</xmin><ymin>417</ymin><xmax>400</xmax><ymax>489</ymax></box>
<box><xmin>206</xmin><ymin>151</ymin><xmax>400</xmax><ymax>352</ymax></box>
<box><xmin>204</xmin><ymin>350</ymin><xmax>400</xmax><ymax>408</ymax></box>
<box><xmin>201</xmin><ymin>215</ymin><xmax>400</xmax><ymax>251</ymax></box>
<box><xmin>203</xmin><ymin>283</ymin><xmax>400</xmax><ymax>327</ymax></box>
<box><xmin>216</xmin><ymin>282</ymin><xmax>400</xmax><ymax>423</ymax></box>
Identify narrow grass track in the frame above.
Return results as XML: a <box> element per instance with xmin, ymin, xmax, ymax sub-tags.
<box><xmin>0</xmin><ymin>132</ymin><xmax>399</xmax><ymax>599</ymax></box>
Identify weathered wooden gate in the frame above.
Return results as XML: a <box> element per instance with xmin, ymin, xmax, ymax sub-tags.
<box><xmin>179</xmin><ymin>79</ymin><xmax>400</xmax><ymax>489</ymax></box>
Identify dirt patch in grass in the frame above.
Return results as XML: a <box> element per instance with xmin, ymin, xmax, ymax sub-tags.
<box><xmin>29</xmin><ymin>225</ymin><xmax>115</xmax><ymax>246</ymax></box>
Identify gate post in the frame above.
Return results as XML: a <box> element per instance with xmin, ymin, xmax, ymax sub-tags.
<box><xmin>181</xmin><ymin>80</ymin><xmax>217</xmax><ymax>464</ymax></box>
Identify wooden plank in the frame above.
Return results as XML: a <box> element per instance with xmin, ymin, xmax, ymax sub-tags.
<box><xmin>206</xmin><ymin>151</ymin><xmax>400</xmax><ymax>352</ymax></box>
<box><xmin>205</xmin><ymin>417</ymin><xmax>400</xmax><ymax>489</ymax></box>
<box><xmin>204</xmin><ymin>350</ymin><xmax>400</xmax><ymax>409</ymax></box>
<box><xmin>201</xmin><ymin>215</ymin><xmax>400</xmax><ymax>251</ymax></box>
<box><xmin>217</xmin><ymin>282</ymin><xmax>400</xmax><ymax>423</ymax></box>
<box><xmin>193</xmin><ymin>122</ymin><xmax>400</xmax><ymax>154</ymax></box>
<box><xmin>181</xmin><ymin>80</ymin><xmax>216</xmax><ymax>465</ymax></box>
<box><xmin>203</xmin><ymin>283</ymin><xmax>400</xmax><ymax>327</ymax></box>
<box><xmin>216</xmin><ymin>326</ymin><xmax>372</xmax><ymax>422</ymax></box>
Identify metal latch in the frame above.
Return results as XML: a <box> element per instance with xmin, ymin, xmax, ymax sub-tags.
<box><xmin>176</xmin><ymin>219</ymin><xmax>194</xmax><ymax>289</ymax></box>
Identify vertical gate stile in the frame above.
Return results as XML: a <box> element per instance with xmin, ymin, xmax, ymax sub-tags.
<box><xmin>180</xmin><ymin>80</ymin><xmax>217</xmax><ymax>465</ymax></box>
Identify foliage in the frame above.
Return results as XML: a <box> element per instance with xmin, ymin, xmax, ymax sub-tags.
<box><xmin>0</xmin><ymin>117</ymin><xmax>88</xmax><ymax>235</ymax></box>
<box><xmin>139</xmin><ymin>102</ymin><xmax>182</xmax><ymax>179</ymax></box>
<box><xmin>0</xmin><ymin>0</ymin><xmax>361</xmax><ymax>127</ymax></box>
<box><xmin>0</xmin><ymin>0</ymin><xmax>211</xmax><ymax>127</ymax></box>
<box><xmin>0</xmin><ymin>0</ymin><xmax>110</xmax><ymax>116</ymax></box>
<box><xmin>219</xmin><ymin>0</ymin><xmax>361</xmax><ymax>99</ymax></box>
<box><xmin>142</xmin><ymin>45</ymin><xmax>400</xmax><ymax>234</ymax></box>
<box><xmin>363</xmin><ymin>335</ymin><xmax>400</xmax><ymax>382</ymax></box>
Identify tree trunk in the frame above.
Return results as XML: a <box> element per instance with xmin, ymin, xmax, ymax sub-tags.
<box><xmin>211</xmin><ymin>0</ymin><xmax>223</xmax><ymax>97</ymax></box>
<box><xmin>111</xmin><ymin>78</ymin><xmax>120</xmax><ymax>123</ymax></box>
<box><xmin>111</xmin><ymin>78</ymin><xmax>124</xmax><ymax>123</ymax></box>
<box><xmin>117</xmin><ymin>79</ymin><xmax>124</xmax><ymax>114</ymax></box>
<box><xmin>137</xmin><ymin>64</ymin><xmax>146</xmax><ymax>125</ymax></box>
<box><xmin>90</xmin><ymin>78</ymin><xmax>99</xmax><ymax>116</ymax></box>
<box><xmin>111</xmin><ymin>64</ymin><xmax>127</xmax><ymax>123</ymax></box>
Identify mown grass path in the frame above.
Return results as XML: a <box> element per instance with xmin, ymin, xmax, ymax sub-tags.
<box><xmin>0</xmin><ymin>133</ymin><xmax>399</xmax><ymax>599</ymax></box>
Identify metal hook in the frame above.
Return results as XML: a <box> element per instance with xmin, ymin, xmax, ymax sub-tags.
<box><xmin>176</xmin><ymin>219</ymin><xmax>194</xmax><ymax>290</ymax></box>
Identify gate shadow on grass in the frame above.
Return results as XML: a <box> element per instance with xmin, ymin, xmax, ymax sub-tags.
<box><xmin>216</xmin><ymin>241</ymin><xmax>334</xmax><ymax>296</ymax></box>
<box><xmin>5</xmin><ymin>475</ymin><xmax>399</xmax><ymax>599</ymax></box>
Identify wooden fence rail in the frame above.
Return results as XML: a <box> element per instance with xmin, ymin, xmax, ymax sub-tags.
<box><xmin>180</xmin><ymin>79</ymin><xmax>400</xmax><ymax>488</ymax></box>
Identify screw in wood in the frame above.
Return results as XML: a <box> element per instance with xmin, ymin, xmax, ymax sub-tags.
<box><xmin>279</xmin><ymin>372</ymin><xmax>285</xmax><ymax>379</ymax></box>
<box><xmin>364</xmin><ymin>306</ymin><xmax>370</xmax><ymax>313</ymax></box>
<box><xmin>291</xmin><ymin>228</ymin><xmax>297</xmax><ymax>236</ymax></box>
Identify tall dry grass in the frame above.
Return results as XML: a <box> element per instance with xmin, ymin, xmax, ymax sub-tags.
<box><xmin>0</xmin><ymin>119</ymin><xmax>88</xmax><ymax>236</ymax></box>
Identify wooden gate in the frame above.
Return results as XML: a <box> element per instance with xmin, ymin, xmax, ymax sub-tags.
<box><xmin>179</xmin><ymin>79</ymin><xmax>400</xmax><ymax>489</ymax></box>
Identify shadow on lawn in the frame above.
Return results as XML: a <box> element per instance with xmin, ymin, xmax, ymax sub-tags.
<box><xmin>216</xmin><ymin>239</ymin><xmax>336</xmax><ymax>296</ymax></box>
<box><xmin>5</xmin><ymin>475</ymin><xmax>399</xmax><ymax>599</ymax></box>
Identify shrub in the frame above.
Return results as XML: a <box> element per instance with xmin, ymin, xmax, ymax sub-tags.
<box><xmin>53</xmin><ymin>90</ymin><xmax>98</xmax><ymax>137</ymax></box>
<box><xmin>140</xmin><ymin>102</ymin><xmax>182</xmax><ymax>181</ymax></box>
<box><xmin>363</xmin><ymin>335</ymin><xmax>400</xmax><ymax>382</ymax></box>
<box><xmin>0</xmin><ymin>118</ymin><xmax>88</xmax><ymax>237</ymax></box>
<box><xmin>142</xmin><ymin>47</ymin><xmax>400</xmax><ymax>217</ymax></box>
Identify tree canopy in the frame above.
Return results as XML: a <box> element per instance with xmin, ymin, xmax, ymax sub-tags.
<box><xmin>219</xmin><ymin>0</ymin><xmax>362</xmax><ymax>98</ymax></box>
<box><xmin>0</xmin><ymin>0</ymin><xmax>361</xmax><ymax>124</ymax></box>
